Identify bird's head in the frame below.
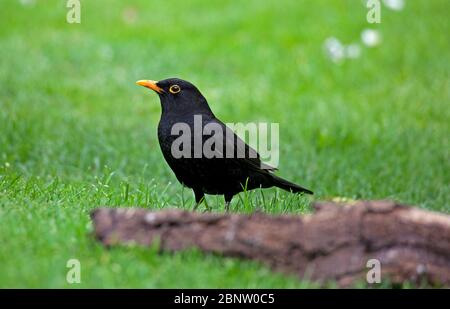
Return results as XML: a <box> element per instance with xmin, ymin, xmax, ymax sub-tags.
<box><xmin>136</xmin><ymin>77</ymin><xmax>213</xmax><ymax>116</ymax></box>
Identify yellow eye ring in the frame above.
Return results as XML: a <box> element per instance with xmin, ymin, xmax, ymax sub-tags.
<box><xmin>169</xmin><ymin>85</ymin><xmax>181</xmax><ymax>94</ymax></box>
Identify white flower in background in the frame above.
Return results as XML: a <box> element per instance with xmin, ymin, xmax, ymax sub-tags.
<box><xmin>383</xmin><ymin>0</ymin><xmax>405</xmax><ymax>11</ymax></box>
<box><xmin>361</xmin><ymin>29</ymin><xmax>382</xmax><ymax>47</ymax></box>
<box><xmin>345</xmin><ymin>44</ymin><xmax>362</xmax><ymax>59</ymax></box>
<box><xmin>326</xmin><ymin>0</ymin><xmax>406</xmax><ymax>63</ymax></box>
<box><xmin>324</xmin><ymin>39</ymin><xmax>363</xmax><ymax>62</ymax></box>
<box><xmin>324</xmin><ymin>37</ymin><xmax>345</xmax><ymax>63</ymax></box>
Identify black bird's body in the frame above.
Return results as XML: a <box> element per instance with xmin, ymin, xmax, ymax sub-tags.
<box><xmin>137</xmin><ymin>78</ymin><xmax>313</xmax><ymax>209</ymax></box>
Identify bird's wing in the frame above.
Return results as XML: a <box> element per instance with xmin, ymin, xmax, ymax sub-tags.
<box><xmin>207</xmin><ymin>118</ymin><xmax>278</xmax><ymax>172</ymax></box>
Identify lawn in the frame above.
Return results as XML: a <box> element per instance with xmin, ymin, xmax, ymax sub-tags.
<box><xmin>0</xmin><ymin>0</ymin><xmax>448</xmax><ymax>288</ymax></box>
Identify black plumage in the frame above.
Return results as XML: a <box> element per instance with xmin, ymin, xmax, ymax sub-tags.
<box><xmin>136</xmin><ymin>78</ymin><xmax>312</xmax><ymax>210</ymax></box>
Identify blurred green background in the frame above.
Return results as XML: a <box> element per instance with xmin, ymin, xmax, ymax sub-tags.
<box><xmin>0</xmin><ymin>0</ymin><xmax>448</xmax><ymax>287</ymax></box>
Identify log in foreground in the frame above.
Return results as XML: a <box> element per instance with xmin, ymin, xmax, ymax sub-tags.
<box><xmin>91</xmin><ymin>200</ymin><xmax>450</xmax><ymax>287</ymax></box>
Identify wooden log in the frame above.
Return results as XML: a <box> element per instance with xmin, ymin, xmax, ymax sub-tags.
<box><xmin>90</xmin><ymin>200</ymin><xmax>450</xmax><ymax>287</ymax></box>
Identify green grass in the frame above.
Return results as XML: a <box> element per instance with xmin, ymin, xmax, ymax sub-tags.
<box><xmin>0</xmin><ymin>0</ymin><xmax>448</xmax><ymax>288</ymax></box>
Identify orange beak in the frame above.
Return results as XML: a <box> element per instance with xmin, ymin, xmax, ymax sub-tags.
<box><xmin>136</xmin><ymin>80</ymin><xmax>164</xmax><ymax>94</ymax></box>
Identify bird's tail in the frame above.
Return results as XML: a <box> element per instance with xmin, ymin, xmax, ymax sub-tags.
<box><xmin>271</xmin><ymin>174</ymin><xmax>313</xmax><ymax>195</ymax></box>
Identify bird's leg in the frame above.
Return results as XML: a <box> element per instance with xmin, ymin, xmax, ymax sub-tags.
<box><xmin>224</xmin><ymin>193</ymin><xmax>233</xmax><ymax>212</ymax></box>
<box><xmin>225</xmin><ymin>201</ymin><xmax>230</xmax><ymax>212</ymax></box>
<box><xmin>193</xmin><ymin>201</ymin><xmax>200</xmax><ymax>211</ymax></box>
<box><xmin>193</xmin><ymin>190</ymin><xmax>209</xmax><ymax>211</ymax></box>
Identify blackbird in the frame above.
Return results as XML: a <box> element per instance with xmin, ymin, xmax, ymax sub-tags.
<box><xmin>136</xmin><ymin>78</ymin><xmax>312</xmax><ymax>210</ymax></box>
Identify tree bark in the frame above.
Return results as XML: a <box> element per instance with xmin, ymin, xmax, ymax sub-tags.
<box><xmin>91</xmin><ymin>200</ymin><xmax>450</xmax><ymax>287</ymax></box>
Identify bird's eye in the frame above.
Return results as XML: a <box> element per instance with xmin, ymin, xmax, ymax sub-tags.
<box><xmin>169</xmin><ymin>85</ymin><xmax>181</xmax><ymax>94</ymax></box>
